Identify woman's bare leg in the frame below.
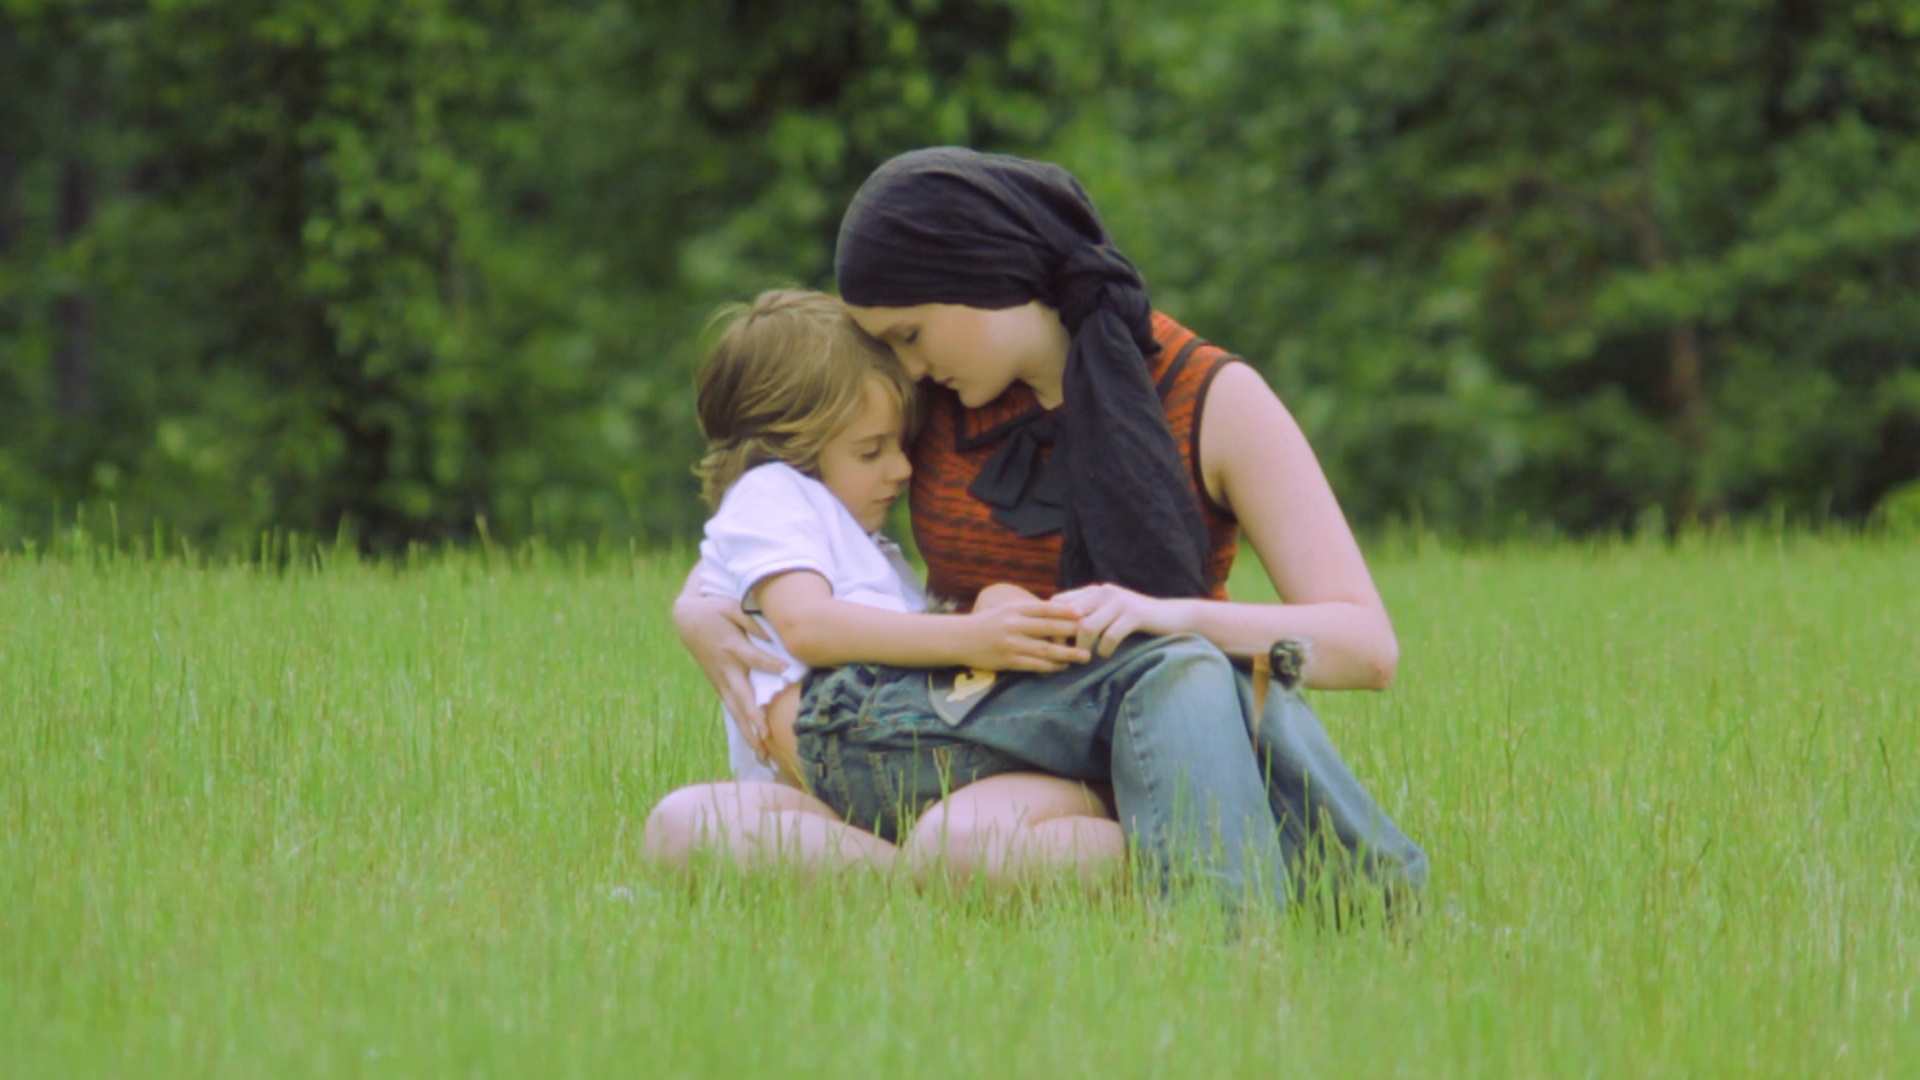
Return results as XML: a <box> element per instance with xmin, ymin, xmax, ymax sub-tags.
<box><xmin>643</xmin><ymin>780</ymin><xmax>898</xmax><ymax>874</ymax></box>
<box><xmin>903</xmin><ymin>772</ymin><xmax>1125</xmax><ymax>890</ymax></box>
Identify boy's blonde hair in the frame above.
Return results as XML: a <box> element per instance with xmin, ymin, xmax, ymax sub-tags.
<box><xmin>696</xmin><ymin>289</ymin><xmax>919</xmax><ymax>509</ymax></box>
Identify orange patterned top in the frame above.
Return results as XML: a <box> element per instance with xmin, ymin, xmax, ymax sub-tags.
<box><xmin>909</xmin><ymin>313</ymin><xmax>1240</xmax><ymax>608</ymax></box>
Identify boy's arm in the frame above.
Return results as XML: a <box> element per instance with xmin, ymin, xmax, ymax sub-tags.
<box><xmin>755</xmin><ymin>572</ymin><xmax>1088</xmax><ymax>673</ymax></box>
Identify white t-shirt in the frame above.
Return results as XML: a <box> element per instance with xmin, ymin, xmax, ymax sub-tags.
<box><xmin>698</xmin><ymin>462</ymin><xmax>926</xmax><ymax>781</ymax></box>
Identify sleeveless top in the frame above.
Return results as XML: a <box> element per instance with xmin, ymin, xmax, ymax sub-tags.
<box><xmin>909</xmin><ymin>313</ymin><xmax>1241</xmax><ymax>608</ymax></box>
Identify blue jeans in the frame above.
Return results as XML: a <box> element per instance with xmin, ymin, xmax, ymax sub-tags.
<box><xmin>793</xmin><ymin>633</ymin><xmax>1425</xmax><ymax>911</ymax></box>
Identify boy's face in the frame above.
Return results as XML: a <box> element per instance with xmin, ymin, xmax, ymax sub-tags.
<box><xmin>816</xmin><ymin>375</ymin><xmax>913</xmax><ymax>533</ymax></box>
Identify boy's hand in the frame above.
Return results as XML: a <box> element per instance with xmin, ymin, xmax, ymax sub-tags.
<box><xmin>958</xmin><ymin>596</ymin><xmax>1090</xmax><ymax>672</ymax></box>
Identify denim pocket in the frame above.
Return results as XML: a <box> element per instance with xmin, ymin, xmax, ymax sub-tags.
<box><xmin>926</xmin><ymin>670</ymin><xmax>1003</xmax><ymax>727</ymax></box>
<box><xmin>842</xmin><ymin>739</ymin><xmax>1025</xmax><ymax>842</ymax></box>
<box><xmin>794</xmin><ymin>665</ymin><xmax>1025</xmax><ymax>841</ymax></box>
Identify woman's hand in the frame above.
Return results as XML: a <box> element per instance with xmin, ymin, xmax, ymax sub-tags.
<box><xmin>672</xmin><ymin>589</ymin><xmax>786</xmax><ymax>753</ymax></box>
<box><xmin>957</xmin><ymin>596</ymin><xmax>1091</xmax><ymax>673</ymax></box>
<box><xmin>1051</xmin><ymin>583</ymin><xmax>1190</xmax><ymax>658</ymax></box>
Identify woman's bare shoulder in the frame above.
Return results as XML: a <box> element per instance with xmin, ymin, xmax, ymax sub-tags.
<box><xmin>1195</xmin><ymin>361</ymin><xmax>1301</xmax><ymax>511</ymax></box>
<box><xmin>1197</xmin><ymin>360</ymin><xmax>1381</xmax><ymax>608</ymax></box>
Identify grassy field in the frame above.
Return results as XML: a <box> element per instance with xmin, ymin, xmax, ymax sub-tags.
<box><xmin>2</xmin><ymin>533</ymin><xmax>1915</xmax><ymax>1077</ymax></box>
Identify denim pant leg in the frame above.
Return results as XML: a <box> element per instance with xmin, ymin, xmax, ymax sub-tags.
<box><xmin>946</xmin><ymin>634</ymin><xmax>1291</xmax><ymax>911</ymax></box>
<box><xmin>1235</xmin><ymin>671</ymin><xmax>1429</xmax><ymax>904</ymax></box>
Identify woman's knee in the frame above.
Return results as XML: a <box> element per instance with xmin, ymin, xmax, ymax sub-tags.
<box><xmin>1122</xmin><ymin>632</ymin><xmax>1239</xmax><ymax>698</ymax></box>
<box><xmin>1157</xmin><ymin>631</ymin><xmax>1236</xmax><ymax>671</ymax></box>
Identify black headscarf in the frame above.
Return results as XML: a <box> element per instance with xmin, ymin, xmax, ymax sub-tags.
<box><xmin>836</xmin><ymin>147</ymin><xmax>1210</xmax><ymax>598</ymax></box>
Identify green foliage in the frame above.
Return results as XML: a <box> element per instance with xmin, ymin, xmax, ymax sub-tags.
<box><xmin>1122</xmin><ymin>0</ymin><xmax>1920</xmax><ymax>533</ymax></box>
<box><xmin>2</xmin><ymin>0</ymin><xmax>1917</xmax><ymax>548</ymax></box>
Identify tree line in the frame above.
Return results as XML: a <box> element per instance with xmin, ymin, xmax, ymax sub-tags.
<box><xmin>3</xmin><ymin>0</ymin><xmax>1917</xmax><ymax>551</ymax></box>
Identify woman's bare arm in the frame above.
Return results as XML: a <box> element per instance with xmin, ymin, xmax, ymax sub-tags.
<box><xmin>1187</xmin><ymin>362</ymin><xmax>1397</xmax><ymax>689</ymax></box>
<box><xmin>1055</xmin><ymin>363</ymin><xmax>1397</xmax><ymax>691</ymax></box>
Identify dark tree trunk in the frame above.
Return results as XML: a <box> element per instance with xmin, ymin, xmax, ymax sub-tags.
<box><xmin>1630</xmin><ymin>111</ymin><xmax>1713</xmax><ymax>521</ymax></box>
<box><xmin>54</xmin><ymin>75</ymin><xmax>97</xmax><ymax>418</ymax></box>
<box><xmin>0</xmin><ymin>147</ymin><xmax>19</xmax><ymax>259</ymax></box>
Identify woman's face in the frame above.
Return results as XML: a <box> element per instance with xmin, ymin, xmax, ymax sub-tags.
<box><xmin>844</xmin><ymin>301</ymin><xmax>1069</xmax><ymax>408</ymax></box>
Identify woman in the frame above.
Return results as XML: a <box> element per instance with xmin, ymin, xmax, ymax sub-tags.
<box><xmin>648</xmin><ymin>148</ymin><xmax>1424</xmax><ymax>905</ymax></box>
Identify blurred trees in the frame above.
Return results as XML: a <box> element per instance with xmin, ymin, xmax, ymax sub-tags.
<box><xmin>2</xmin><ymin>0</ymin><xmax>1916</xmax><ymax>550</ymax></box>
<box><xmin>1123</xmin><ymin>0</ymin><xmax>1920</xmax><ymax>533</ymax></box>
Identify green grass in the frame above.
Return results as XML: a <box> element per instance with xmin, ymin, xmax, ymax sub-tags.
<box><xmin>3</xmin><ymin>534</ymin><xmax>1915</xmax><ymax>1077</ymax></box>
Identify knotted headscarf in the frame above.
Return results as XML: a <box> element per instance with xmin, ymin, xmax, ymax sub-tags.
<box><xmin>836</xmin><ymin>147</ymin><xmax>1210</xmax><ymax>598</ymax></box>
